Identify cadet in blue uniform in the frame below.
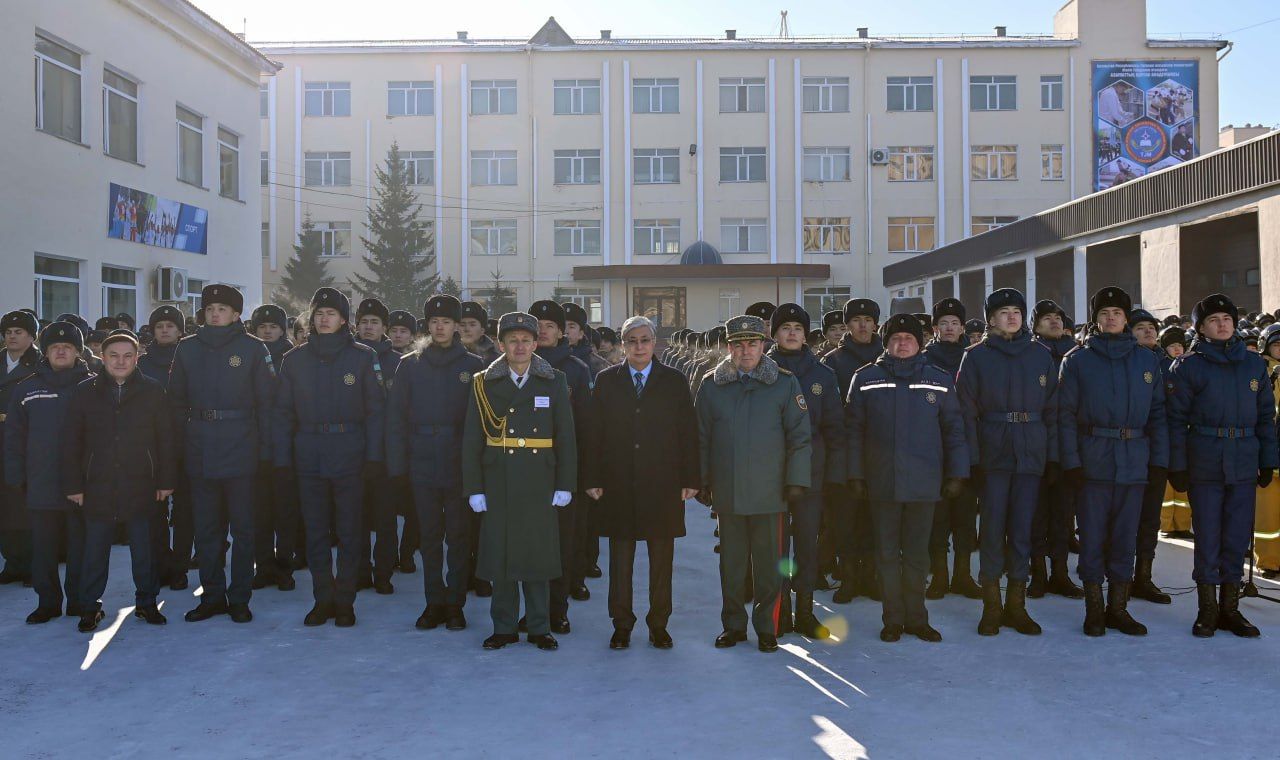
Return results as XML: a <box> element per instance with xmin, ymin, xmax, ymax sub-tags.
<box><xmin>531</xmin><ymin>300</ymin><xmax>592</xmax><ymax>632</ymax></box>
<box><xmin>387</xmin><ymin>295</ymin><xmax>485</xmax><ymax>632</ymax></box>
<box><xmin>956</xmin><ymin>288</ymin><xmax>1058</xmax><ymax>636</ymax></box>
<box><xmin>766</xmin><ymin>303</ymin><xmax>843</xmax><ymax>639</ymax></box>
<box><xmin>1028</xmin><ymin>299</ymin><xmax>1085</xmax><ymax>600</ymax></box>
<box><xmin>274</xmin><ymin>288</ymin><xmax>386</xmax><ymax>627</ymax></box>
<box><xmin>248</xmin><ymin>304</ymin><xmax>298</xmax><ymax>592</ymax></box>
<box><xmin>824</xmin><ymin>298</ymin><xmax>884</xmax><ymax>603</ymax></box>
<box><xmin>168</xmin><ymin>284</ymin><xmax>275</xmax><ymax>624</ymax></box>
<box><xmin>459</xmin><ymin>301</ymin><xmax>500</xmax><ymax>365</ymax></box>
<box><xmin>354</xmin><ymin>298</ymin><xmax>398</xmax><ymax>594</ymax></box>
<box><xmin>563</xmin><ymin>302</ymin><xmax>608</xmax><ymax>586</ymax></box>
<box><xmin>1168</xmin><ymin>293</ymin><xmax>1279</xmax><ymax>637</ymax></box>
<box><xmin>848</xmin><ymin>314</ymin><xmax>968</xmax><ymax>642</ymax></box>
<box><xmin>1058</xmin><ymin>288</ymin><xmax>1169</xmax><ymax>636</ymax></box>
<box><xmin>921</xmin><ymin>298</ymin><xmax>982</xmax><ymax>599</ymax></box>
<box><xmin>0</xmin><ymin>310</ymin><xmax>41</xmax><ymax>587</ymax></box>
<box><xmin>386</xmin><ymin>309</ymin><xmax>420</xmax><ymax>573</ymax></box>
<box><xmin>1126</xmin><ymin>308</ymin><xmax>1175</xmax><ymax>605</ymax></box>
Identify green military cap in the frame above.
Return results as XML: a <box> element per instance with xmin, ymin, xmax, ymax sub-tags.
<box><xmin>498</xmin><ymin>311</ymin><xmax>539</xmax><ymax>340</ymax></box>
<box><xmin>725</xmin><ymin>315</ymin><xmax>767</xmax><ymax>343</ymax></box>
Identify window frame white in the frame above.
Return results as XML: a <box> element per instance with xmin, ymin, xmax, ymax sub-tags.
<box><xmin>802</xmin><ymin>76</ymin><xmax>851</xmax><ymax>113</ymax></box>
<box><xmin>803</xmin><ymin>286</ymin><xmax>851</xmax><ymax>319</ymax></box>
<box><xmin>399</xmin><ymin>150</ymin><xmax>435</xmax><ymax>186</ymax></box>
<box><xmin>176</xmin><ymin>105</ymin><xmax>204</xmax><ymax>187</ymax></box>
<box><xmin>886</xmin><ymin>76</ymin><xmax>934</xmax><ymax>112</ymax></box>
<box><xmin>102</xmin><ymin>67</ymin><xmax>139</xmax><ymax>163</ymax></box>
<box><xmin>553</xmin><ymin>79</ymin><xmax>601</xmax><ymax>115</ymax></box>
<box><xmin>718</xmin><ymin>288</ymin><xmax>742</xmax><ymax>323</ymax></box>
<box><xmin>33</xmin><ymin>254</ymin><xmax>80</xmax><ymax>321</ymax></box>
<box><xmin>887</xmin><ymin>145</ymin><xmax>935</xmax><ymax>182</ymax></box>
<box><xmin>388</xmin><ymin>80</ymin><xmax>434</xmax><ymax>117</ymax></box>
<box><xmin>260</xmin><ymin>151</ymin><xmax>269</xmax><ymax>186</ymax></box>
<box><xmin>316</xmin><ymin>221</ymin><xmax>352</xmax><ymax>257</ymax></box>
<box><xmin>558</xmin><ymin>288</ymin><xmax>603</xmax><ymax>323</ymax></box>
<box><xmin>803</xmin><ymin>146</ymin><xmax>851</xmax><ymax>182</ymax></box>
<box><xmin>632</xmin><ymin>78</ymin><xmax>679</xmax><ymax>114</ymax></box>
<box><xmin>553</xmin><ymin>149</ymin><xmax>601</xmax><ymax>185</ymax></box>
<box><xmin>470</xmin><ymin>219</ymin><xmax>518</xmax><ymax>255</ymax></box>
<box><xmin>719</xmin><ymin>77</ymin><xmax>766</xmax><ymax>113</ymax></box>
<box><xmin>100</xmin><ymin>265</ymin><xmax>138</xmax><ymax>320</ymax></box>
<box><xmin>470</xmin><ymin>150</ymin><xmax>518</xmax><ymax>186</ymax></box>
<box><xmin>1040</xmin><ymin>75</ymin><xmax>1064</xmax><ymax>111</ymax></box>
<box><xmin>261</xmin><ymin>222</ymin><xmax>270</xmax><ymax>259</ymax></box>
<box><xmin>633</xmin><ymin>219</ymin><xmax>681</xmax><ymax>255</ymax></box>
<box><xmin>1040</xmin><ymin>144</ymin><xmax>1064</xmax><ymax>181</ymax></box>
<box><xmin>304</xmin><ymin>81</ymin><xmax>351</xmax><ymax>117</ymax></box>
<box><xmin>304</xmin><ymin>151</ymin><xmax>352</xmax><ymax>187</ymax></box>
<box><xmin>719</xmin><ymin>146</ymin><xmax>767</xmax><ymax>183</ymax></box>
<box><xmin>887</xmin><ymin>216</ymin><xmax>937</xmax><ymax>253</ymax></box>
<box><xmin>553</xmin><ymin>220</ymin><xmax>602</xmax><ymax>255</ymax></box>
<box><xmin>633</xmin><ymin>148</ymin><xmax>680</xmax><ymax>185</ymax></box>
<box><xmin>970</xmin><ymin>75</ymin><xmax>1017</xmax><ymax>112</ymax></box>
<box><xmin>470</xmin><ymin>79</ymin><xmax>517</xmax><ymax>115</ymax></box>
<box><xmin>34</xmin><ymin>34</ymin><xmax>83</xmax><ymax>143</ymax></box>
<box><xmin>217</xmin><ymin>126</ymin><xmax>240</xmax><ymax>200</ymax></box>
<box><xmin>719</xmin><ymin>217</ymin><xmax>768</xmax><ymax>254</ymax></box>
<box><xmin>970</xmin><ymin>215</ymin><xmax>1019</xmax><ymax>235</ymax></box>
<box><xmin>802</xmin><ymin>217</ymin><xmax>852</xmax><ymax>254</ymax></box>
<box><xmin>970</xmin><ymin>145</ymin><xmax>1019</xmax><ymax>181</ymax></box>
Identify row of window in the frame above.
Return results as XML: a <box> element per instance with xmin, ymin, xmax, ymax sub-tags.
<box><xmin>33</xmin><ymin>256</ymin><xmax>209</xmax><ymax>321</ymax></box>
<box><xmin>35</xmin><ymin>34</ymin><xmax>243</xmax><ymax>200</ymax></box>
<box><xmin>269</xmin><ymin>74</ymin><xmax>1065</xmax><ymax>118</ymax></box>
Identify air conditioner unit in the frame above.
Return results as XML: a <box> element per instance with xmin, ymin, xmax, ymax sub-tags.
<box><xmin>869</xmin><ymin>148</ymin><xmax>890</xmax><ymax>165</ymax></box>
<box><xmin>155</xmin><ymin>266</ymin><xmax>189</xmax><ymax>302</ymax></box>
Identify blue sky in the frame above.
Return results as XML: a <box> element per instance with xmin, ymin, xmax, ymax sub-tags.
<box><xmin>195</xmin><ymin>0</ymin><xmax>1279</xmax><ymax>127</ymax></box>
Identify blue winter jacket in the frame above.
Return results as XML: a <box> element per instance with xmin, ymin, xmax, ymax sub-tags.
<box><xmin>845</xmin><ymin>352</ymin><xmax>968</xmax><ymax>502</ymax></box>
<box><xmin>922</xmin><ymin>336</ymin><xmax>969</xmax><ymax>377</ymax></box>
<box><xmin>1033</xmin><ymin>333</ymin><xmax>1078</xmax><ymax>368</ymax></box>
<box><xmin>768</xmin><ymin>345</ymin><xmax>846</xmax><ymax>486</ymax></box>
<box><xmin>956</xmin><ymin>328</ymin><xmax>1059</xmax><ymax>475</ymax></box>
<box><xmin>4</xmin><ymin>359</ymin><xmax>91</xmax><ymax>509</ymax></box>
<box><xmin>1167</xmin><ymin>336</ymin><xmax>1279</xmax><ymax>484</ymax></box>
<box><xmin>137</xmin><ymin>341</ymin><xmax>177</xmax><ymax>389</ymax></box>
<box><xmin>1057</xmin><ymin>331</ymin><xmax>1169</xmax><ymax>484</ymax></box>
<box><xmin>385</xmin><ymin>340</ymin><xmax>485</xmax><ymax>487</ymax></box>
<box><xmin>822</xmin><ymin>333</ymin><xmax>883</xmax><ymax>401</ymax></box>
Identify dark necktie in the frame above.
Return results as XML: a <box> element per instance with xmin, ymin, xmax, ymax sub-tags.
<box><xmin>634</xmin><ymin>371</ymin><xmax>645</xmax><ymax>397</ymax></box>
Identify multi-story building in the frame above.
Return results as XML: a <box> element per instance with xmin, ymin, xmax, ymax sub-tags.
<box><xmin>256</xmin><ymin>0</ymin><xmax>1223</xmax><ymax>332</ymax></box>
<box><xmin>6</xmin><ymin>0</ymin><xmax>277</xmax><ymax>322</ymax></box>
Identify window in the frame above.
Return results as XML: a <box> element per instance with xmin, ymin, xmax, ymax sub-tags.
<box><xmin>470</xmin><ymin>219</ymin><xmax>517</xmax><ymax>255</ymax></box>
<box><xmin>633</xmin><ymin>148</ymin><xmax>679</xmax><ymax>184</ymax></box>
<box><xmin>632</xmin><ymin>78</ymin><xmax>679</xmax><ymax>114</ymax></box>
<box><xmin>718</xmin><ymin>289</ymin><xmax>741</xmax><ymax>323</ymax></box>
<box><xmin>802</xmin><ymin>76</ymin><xmax>850</xmax><ymax>113</ymax></box>
<box><xmin>971</xmin><ymin>145</ymin><xmax>1018</xmax><ymax>180</ymax></box>
<box><xmin>388</xmin><ymin>81</ymin><xmax>434</xmax><ymax>116</ymax></box>
<box><xmin>186</xmin><ymin>278</ymin><xmax>204</xmax><ymax>315</ymax></box>
<box><xmin>719</xmin><ymin>77</ymin><xmax>765</xmax><ymax>113</ymax></box>
<box><xmin>217</xmin><ymin>127</ymin><xmax>240</xmax><ymax>199</ymax></box>
<box><xmin>304</xmin><ymin>81</ymin><xmax>351</xmax><ymax>117</ymax></box>
<box><xmin>470</xmin><ymin>150</ymin><xmax>517</xmax><ymax>186</ymax></box>
<box><xmin>553</xmin><ymin>79</ymin><xmax>600</xmax><ymax>115</ymax></box>
<box><xmin>802</xmin><ymin>147</ymin><xmax>851</xmax><ymax>182</ymax></box>
<box><xmin>633</xmin><ymin>219</ymin><xmax>680</xmax><ymax>254</ymax></box>
<box><xmin>259</xmin><ymin>83</ymin><xmax>269</xmax><ymax>118</ymax></box>
<box><xmin>1041</xmin><ymin>144</ymin><xmax>1064</xmax><ymax>180</ymax></box>
<box><xmin>553</xmin><ymin>149</ymin><xmax>601</xmax><ymax>185</ymax></box>
<box><xmin>888</xmin><ymin>216</ymin><xmax>936</xmax><ymax>253</ymax></box>
<box><xmin>720</xmin><ymin>218</ymin><xmax>767</xmax><ymax>253</ymax></box>
<box><xmin>398</xmin><ymin>150</ymin><xmax>434</xmax><ymax>185</ymax></box>
<box><xmin>1247</xmin><ymin>268</ymin><xmax>1261</xmax><ymax>286</ymax></box>
<box><xmin>553</xmin><ymin>220</ymin><xmax>601</xmax><ymax>255</ymax></box>
<box><xmin>720</xmin><ymin>147</ymin><xmax>766</xmax><ymax>183</ymax></box>
<box><xmin>304</xmin><ymin>151</ymin><xmax>351</xmax><ymax>186</ymax></box>
<box><xmin>103</xmin><ymin>69</ymin><xmax>138</xmax><ymax>162</ymax></box>
<box><xmin>888</xmin><ymin>146</ymin><xmax>934</xmax><ymax>182</ymax></box>
<box><xmin>887</xmin><ymin>76</ymin><xmax>933</xmax><ymax>112</ymax></box>
<box><xmin>101</xmin><ymin>265</ymin><xmax>136</xmax><ymax>320</ymax></box>
<box><xmin>316</xmin><ymin>221</ymin><xmax>351</xmax><ymax>257</ymax></box>
<box><xmin>970</xmin><ymin>75</ymin><xmax>1017</xmax><ymax>111</ymax></box>
<box><xmin>804</xmin><ymin>286</ymin><xmax>851</xmax><ymax>319</ymax></box>
<box><xmin>176</xmin><ymin>106</ymin><xmax>204</xmax><ymax>186</ymax></box>
<box><xmin>803</xmin><ymin>217</ymin><xmax>851</xmax><ymax>253</ymax></box>
<box><xmin>1222</xmin><ymin>270</ymin><xmax>1238</xmax><ymax>289</ymax></box>
<box><xmin>34</xmin><ymin>255</ymin><xmax>79</xmax><ymax>320</ymax></box>
<box><xmin>261</xmin><ymin>222</ymin><xmax>270</xmax><ymax>258</ymax></box>
<box><xmin>470</xmin><ymin>80</ymin><xmax>516</xmax><ymax>115</ymax></box>
<box><xmin>558</xmin><ymin>288</ymin><xmax>603</xmax><ymax>323</ymax></box>
<box><xmin>971</xmin><ymin>215</ymin><xmax>1018</xmax><ymax>235</ymax></box>
<box><xmin>34</xmin><ymin>35</ymin><xmax>82</xmax><ymax>142</ymax></box>
<box><xmin>1040</xmin><ymin>75</ymin><xmax>1063</xmax><ymax>111</ymax></box>
<box><xmin>260</xmin><ymin>151</ymin><xmax>269</xmax><ymax>186</ymax></box>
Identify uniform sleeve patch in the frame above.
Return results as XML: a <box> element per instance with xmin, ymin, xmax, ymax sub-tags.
<box><xmin>795</xmin><ymin>394</ymin><xmax>808</xmax><ymax>411</ymax></box>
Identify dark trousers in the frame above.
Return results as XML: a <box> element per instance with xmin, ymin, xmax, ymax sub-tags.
<box><xmin>608</xmin><ymin>537</ymin><xmax>674</xmax><ymax>631</ymax></box>
<box><xmin>191</xmin><ymin>475</ymin><xmax>255</xmax><ymax>606</ymax></box>
<box><xmin>1076</xmin><ymin>482</ymin><xmax>1144</xmax><ymax>584</ymax></box>
<box><xmin>872</xmin><ymin>500</ymin><xmax>935</xmax><ymax>627</ymax></box>
<box><xmin>397</xmin><ymin>479</ymin><xmax>419</xmax><ymax>563</ymax></box>
<box><xmin>254</xmin><ymin>468</ymin><xmax>298</xmax><ymax>572</ymax></box>
<box><xmin>1188</xmin><ymin>481</ymin><xmax>1255</xmax><ymax>585</ymax></box>
<box><xmin>413</xmin><ymin>484</ymin><xmax>470</xmax><ymax>607</ymax></box>
<box><xmin>1031</xmin><ymin>477</ymin><xmax>1075</xmax><ymax>562</ymax></box>
<box><xmin>150</xmin><ymin>470</ymin><xmax>192</xmax><ymax>578</ymax></box>
<box><xmin>360</xmin><ymin>477</ymin><xmax>397</xmax><ymax>581</ymax></box>
<box><xmin>718</xmin><ymin>511</ymin><xmax>785</xmax><ymax>636</ymax></box>
<box><xmin>0</xmin><ymin>529</ymin><xmax>32</xmax><ymax>575</ymax></box>
<box><xmin>1136</xmin><ymin>473</ymin><xmax>1165</xmax><ymax>560</ymax></box>
<box><xmin>928</xmin><ymin>484</ymin><xmax>978</xmax><ymax>557</ymax></box>
<box><xmin>550</xmin><ymin>496</ymin><xmax>580</xmax><ymax>617</ymax></box>
<box><xmin>492</xmin><ymin>580</ymin><xmax>549</xmax><ymax>635</ymax></box>
<box><xmin>575</xmin><ymin>501</ymin><xmax>601</xmax><ymax>581</ymax></box>
<box><xmin>833</xmin><ymin>492</ymin><xmax>876</xmax><ymax>580</ymax></box>
<box><xmin>787</xmin><ymin>493</ymin><xmax>824</xmax><ymax>594</ymax></box>
<box><xmin>299</xmin><ymin>474</ymin><xmax>363</xmax><ymax>607</ymax></box>
<box><xmin>82</xmin><ymin>516</ymin><xmax>156</xmax><ymax>608</ymax></box>
<box><xmin>30</xmin><ymin>510</ymin><xmax>84</xmax><ymax>611</ymax></box>
<box><xmin>978</xmin><ymin>471</ymin><xmax>1042</xmax><ymax>584</ymax></box>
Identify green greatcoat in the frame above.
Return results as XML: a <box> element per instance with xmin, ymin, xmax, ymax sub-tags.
<box><xmin>695</xmin><ymin>353</ymin><xmax>812</xmax><ymax>515</ymax></box>
<box><xmin>462</xmin><ymin>353</ymin><xmax>577</xmax><ymax>582</ymax></box>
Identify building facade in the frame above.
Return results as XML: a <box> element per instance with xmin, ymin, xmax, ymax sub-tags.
<box><xmin>5</xmin><ymin>0</ymin><xmax>276</xmax><ymax>323</ymax></box>
<box><xmin>256</xmin><ymin>0</ymin><xmax>1223</xmax><ymax>331</ymax></box>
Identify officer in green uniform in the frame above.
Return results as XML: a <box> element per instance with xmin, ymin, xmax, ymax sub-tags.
<box><xmin>697</xmin><ymin>315</ymin><xmax>811</xmax><ymax>653</ymax></box>
<box><xmin>463</xmin><ymin>312</ymin><xmax>577</xmax><ymax>651</ymax></box>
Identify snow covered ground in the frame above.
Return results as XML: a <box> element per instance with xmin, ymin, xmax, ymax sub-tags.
<box><xmin>0</xmin><ymin>502</ymin><xmax>1277</xmax><ymax>758</ymax></box>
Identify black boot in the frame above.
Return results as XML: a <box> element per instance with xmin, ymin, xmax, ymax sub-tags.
<box><xmin>77</xmin><ymin>608</ymin><xmax>105</xmax><ymax>633</ymax></box>
<box><xmin>777</xmin><ymin>592</ymin><xmax>793</xmax><ymax>635</ymax></box>
<box><xmin>1192</xmin><ymin>583</ymin><xmax>1218</xmax><ymax>638</ymax></box>
<box><xmin>950</xmin><ymin>553</ymin><xmax>983</xmax><ymax>599</ymax></box>
<box><xmin>832</xmin><ymin>563</ymin><xmax>857</xmax><ymax>604</ymax></box>
<box><xmin>1105</xmin><ymin>581</ymin><xmax>1147</xmax><ymax>635</ymax></box>
<box><xmin>1217</xmin><ymin>583</ymin><xmax>1261</xmax><ymax>638</ymax></box>
<box><xmin>1082</xmin><ymin>582</ymin><xmax>1106</xmax><ymax>637</ymax></box>
<box><xmin>1131</xmin><ymin>556</ymin><xmax>1171</xmax><ymax>604</ymax></box>
<box><xmin>1001</xmin><ymin>581</ymin><xmax>1042</xmax><ymax>635</ymax></box>
<box><xmin>978</xmin><ymin>582</ymin><xmax>1003</xmax><ymax>636</ymax></box>
<box><xmin>1027</xmin><ymin>556</ymin><xmax>1048</xmax><ymax>599</ymax></box>
<box><xmin>793</xmin><ymin>592</ymin><xmax>830</xmax><ymax>639</ymax></box>
<box><xmin>925</xmin><ymin>553</ymin><xmax>949</xmax><ymax>600</ymax></box>
<box><xmin>134</xmin><ymin>605</ymin><xmax>167</xmax><ymax>625</ymax></box>
<box><xmin>1047</xmin><ymin>557</ymin><xmax>1085</xmax><ymax>599</ymax></box>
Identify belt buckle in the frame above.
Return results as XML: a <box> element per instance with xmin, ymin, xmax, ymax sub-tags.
<box><xmin>201</xmin><ymin>410</ymin><xmax>216</xmax><ymax>421</ymax></box>
<box><xmin>320</xmin><ymin>423</ymin><xmax>331</xmax><ymax>433</ymax></box>
<box><xmin>1119</xmin><ymin>428</ymin><xmax>1131</xmax><ymax>440</ymax></box>
<box><xmin>1227</xmin><ymin>428</ymin><xmax>1237</xmax><ymax>439</ymax></box>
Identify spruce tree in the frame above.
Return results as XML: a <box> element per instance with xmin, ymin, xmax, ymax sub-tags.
<box><xmin>438</xmin><ymin>275</ymin><xmax>462</xmax><ymax>298</ymax></box>
<box><xmin>350</xmin><ymin>141</ymin><xmax>437</xmax><ymax>310</ymax></box>
<box><xmin>273</xmin><ymin>213</ymin><xmax>335</xmax><ymax>312</ymax></box>
<box><xmin>484</xmin><ymin>269</ymin><xmax>518</xmax><ymax>316</ymax></box>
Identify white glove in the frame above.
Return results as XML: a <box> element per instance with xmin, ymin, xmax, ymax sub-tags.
<box><xmin>552</xmin><ymin>490</ymin><xmax>572</xmax><ymax>508</ymax></box>
<box><xmin>468</xmin><ymin>494</ymin><xmax>487</xmax><ymax>513</ymax></box>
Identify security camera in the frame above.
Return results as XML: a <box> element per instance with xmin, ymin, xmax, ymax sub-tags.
<box><xmin>689</xmin><ymin>143</ymin><xmax>697</xmax><ymax>156</ymax></box>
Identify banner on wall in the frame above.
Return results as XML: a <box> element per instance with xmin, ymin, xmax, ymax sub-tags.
<box><xmin>1092</xmin><ymin>60</ymin><xmax>1199</xmax><ymax>192</ymax></box>
<box><xmin>107</xmin><ymin>183</ymin><xmax>208</xmax><ymax>254</ymax></box>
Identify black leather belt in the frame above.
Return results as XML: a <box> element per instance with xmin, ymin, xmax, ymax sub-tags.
<box><xmin>1087</xmin><ymin>427</ymin><xmax>1145</xmax><ymax>440</ymax></box>
<box><xmin>982</xmin><ymin>412</ymin><xmax>1041</xmax><ymax>423</ymax></box>
<box><xmin>194</xmin><ymin>409</ymin><xmax>250</xmax><ymax>421</ymax></box>
<box><xmin>1193</xmin><ymin>426</ymin><xmax>1255</xmax><ymax>439</ymax></box>
<box><xmin>299</xmin><ymin>423</ymin><xmax>363</xmax><ymax>434</ymax></box>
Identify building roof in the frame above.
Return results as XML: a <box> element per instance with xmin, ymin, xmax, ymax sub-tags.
<box><xmin>883</xmin><ymin>129</ymin><xmax>1280</xmax><ymax>287</ymax></box>
<box><xmin>158</xmin><ymin>0</ymin><xmax>280</xmax><ymax>73</ymax></box>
